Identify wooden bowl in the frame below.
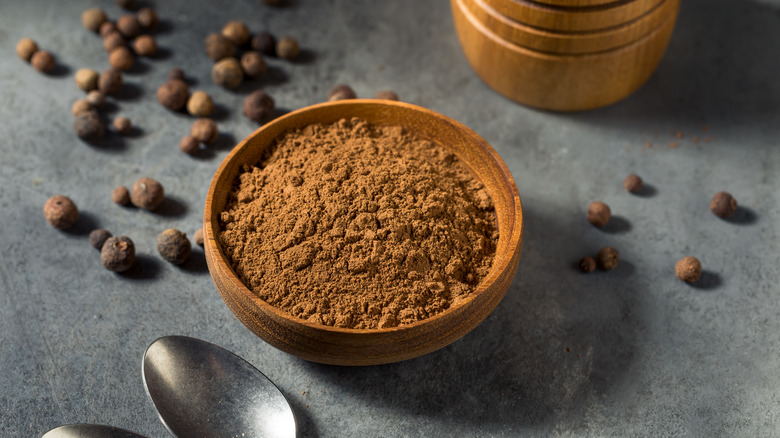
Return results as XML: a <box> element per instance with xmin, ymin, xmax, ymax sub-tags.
<box><xmin>452</xmin><ymin>0</ymin><xmax>678</xmax><ymax>110</ymax></box>
<box><xmin>534</xmin><ymin>0</ymin><xmax>625</xmax><ymax>6</ymax></box>
<box><xmin>482</xmin><ymin>0</ymin><xmax>663</xmax><ymax>32</ymax></box>
<box><xmin>466</xmin><ymin>0</ymin><xmax>678</xmax><ymax>54</ymax></box>
<box><xmin>204</xmin><ymin>100</ymin><xmax>523</xmax><ymax>366</ymax></box>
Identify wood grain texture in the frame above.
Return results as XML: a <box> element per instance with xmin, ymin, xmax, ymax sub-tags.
<box><xmin>452</xmin><ymin>0</ymin><xmax>678</xmax><ymax>111</ymax></box>
<box><xmin>531</xmin><ymin>0</ymin><xmax>631</xmax><ymax>8</ymax></box>
<box><xmin>466</xmin><ymin>0</ymin><xmax>678</xmax><ymax>54</ymax></box>
<box><xmin>204</xmin><ymin>100</ymin><xmax>524</xmax><ymax>366</ymax></box>
<box><xmin>482</xmin><ymin>0</ymin><xmax>663</xmax><ymax>31</ymax></box>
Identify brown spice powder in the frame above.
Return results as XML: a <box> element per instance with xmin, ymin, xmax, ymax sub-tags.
<box><xmin>218</xmin><ymin>118</ymin><xmax>498</xmax><ymax>329</ymax></box>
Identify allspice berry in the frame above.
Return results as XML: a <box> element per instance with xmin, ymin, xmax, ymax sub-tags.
<box><xmin>240</xmin><ymin>51</ymin><xmax>267</xmax><ymax>78</ymax></box>
<box><xmin>89</xmin><ymin>229</ymin><xmax>113</xmax><ymax>250</ymax></box>
<box><xmin>71</xmin><ymin>99</ymin><xmax>93</xmax><ymax>116</ymax></box>
<box><xmin>579</xmin><ymin>256</ymin><xmax>596</xmax><ymax>273</ymax></box>
<box><xmin>82</xmin><ymin>8</ymin><xmax>108</xmax><ymax>32</ymax></box>
<box><xmin>132</xmin><ymin>35</ymin><xmax>157</xmax><ymax>57</ymax></box>
<box><xmin>86</xmin><ymin>90</ymin><xmax>106</xmax><ymax>108</ymax></box>
<box><xmin>194</xmin><ymin>228</ymin><xmax>204</xmax><ymax>246</ymax></box>
<box><xmin>276</xmin><ymin>36</ymin><xmax>300</xmax><ymax>60</ymax></box>
<box><xmin>243</xmin><ymin>90</ymin><xmax>275</xmax><ymax>123</ymax></box>
<box><xmin>31</xmin><ymin>51</ymin><xmax>55</xmax><ymax>73</ymax></box>
<box><xmin>16</xmin><ymin>38</ymin><xmax>38</xmax><ymax>61</ymax></box>
<box><xmin>116</xmin><ymin>14</ymin><xmax>141</xmax><ymax>39</ymax></box>
<box><xmin>109</xmin><ymin>46</ymin><xmax>134</xmax><ymax>71</ymax></box>
<box><xmin>100</xmin><ymin>22</ymin><xmax>117</xmax><ymax>38</ymax></box>
<box><xmin>179</xmin><ymin>135</ymin><xmax>199</xmax><ymax>155</ymax></box>
<box><xmin>156</xmin><ymin>229</ymin><xmax>191</xmax><ymax>265</ymax></box>
<box><xmin>156</xmin><ymin>79</ymin><xmax>189</xmax><ymax>111</ymax></box>
<box><xmin>675</xmin><ymin>256</ymin><xmax>702</xmax><ymax>283</ymax></box>
<box><xmin>221</xmin><ymin>21</ymin><xmax>250</xmax><ymax>46</ymax></box>
<box><xmin>137</xmin><ymin>7</ymin><xmax>158</xmax><ymax>29</ymax></box>
<box><xmin>186</xmin><ymin>90</ymin><xmax>214</xmax><ymax>117</ymax></box>
<box><xmin>587</xmin><ymin>201</ymin><xmax>611</xmax><ymax>227</ymax></box>
<box><xmin>596</xmin><ymin>247</ymin><xmax>619</xmax><ymax>271</ymax></box>
<box><xmin>103</xmin><ymin>32</ymin><xmax>126</xmax><ymax>52</ymax></box>
<box><xmin>211</xmin><ymin>57</ymin><xmax>243</xmax><ymax>89</ymax></box>
<box><xmin>204</xmin><ymin>33</ymin><xmax>235</xmax><ymax>62</ymax></box>
<box><xmin>168</xmin><ymin>68</ymin><xmax>185</xmax><ymax>81</ymax></box>
<box><xmin>112</xmin><ymin>186</ymin><xmax>131</xmax><ymax>206</ymax></box>
<box><xmin>374</xmin><ymin>90</ymin><xmax>399</xmax><ymax>101</ymax></box>
<box><xmin>43</xmin><ymin>195</ymin><xmax>79</xmax><ymax>230</ymax></box>
<box><xmin>113</xmin><ymin>117</ymin><xmax>132</xmax><ymax>135</ymax></box>
<box><xmin>74</xmin><ymin>111</ymin><xmax>105</xmax><ymax>143</ymax></box>
<box><xmin>191</xmin><ymin>118</ymin><xmax>218</xmax><ymax>144</ymax></box>
<box><xmin>710</xmin><ymin>191</ymin><xmax>737</xmax><ymax>219</ymax></box>
<box><xmin>624</xmin><ymin>174</ymin><xmax>643</xmax><ymax>193</ymax></box>
<box><xmin>98</xmin><ymin>68</ymin><xmax>123</xmax><ymax>95</ymax></box>
<box><xmin>328</xmin><ymin>84</ymin><xmax>356</xmax><ymax>101</ymax></box>
<box><xmin>75</xmin><ymin>68</ymin><xmax>99</xmax><ymax>92</ymax></box>
<box><xmin>251</xmin><ymin>31</ymin><xmax>276</xmax><ymax>57</ymax></box>
<box><xmin>131</xmin><ymin>177</ymin><xmax>165</xmax><ymax>211</ymax></box>
<box><xmin>101</xmin><ymin>236</ymin><xmax>135</xmax><ymax>272</ymax></box>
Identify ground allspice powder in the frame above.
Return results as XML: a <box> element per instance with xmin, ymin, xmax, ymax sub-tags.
<box><xmin>219</xmin><ymin>118</ymin><xmax>498</xmax><ymax>329</ymax></box>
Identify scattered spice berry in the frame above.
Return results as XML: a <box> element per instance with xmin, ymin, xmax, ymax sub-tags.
<box><xmin>156</xmin><ymin>228</ymin><xmax>192</xmax><ymax>265</ymax></box>
<box><xmin>103</xmin><ymin>32</ymin><xmax>126</xmax><ymax>53</ymax></box>
<box><xmin>86</xmin><ymin>90</ymin><xmax>106</xmax><ymax>108</ymax></box>
<box><xmin>186</xmin><ymin>90</ymin><xmax>214</xmax><ymax>117</ymax></box>
<box><xmin>191</xmin><ymin>118</ymin><xmax>218</xmax><ymax>144</ymax></box>
<box><xmin>374</xmin><ymin>90</ymin><xmax>399</xmax><ymax>101</ymax></box>
<box><xmin>328</xmin><ymin>84</ymin><xmax>356</xmax><ymax>101</ymax></box>
<box><xmin>71</xmin><ymin>99</ymin><xmax>93</xmax><ymax>116</ymax></box>
<box><xmin>31</xmin><ymin>51</ymin><xmax>55</xmax><ymax>73</ymax></box>
<box><xmin>74</xmin><ymin>68</ymin><xmax>99</xmax><ymax>92</ymax></box>
<box><xmin>276</xmin><ymin>36</ymin><xmax>300</xmax><ymax>60</ymax></box>
<box><xmin>116</xmin><ymin>14</ymin><xmax>141</xmax><ymax>38</ymax></box>
<box><xmin>168</xmin><ymin>68</ymin><xmax>185</xmax><ymax>81</ymax></box>
<box><xmin>156</xmin><ymin>79</ymin><xmax>190</xmax><ymax>111</ymax></box>
<box><xmin>596</xmin><ymin>247</ymin><xmax>619</xmax><ymax>271</ymax></box>
<box><xmin>98</xmin><ymin>68</ymin><xmax>124</xmax><ymax>95</ymax></box>
<box><xmin>222</xmin><ymin>21</ymin><xmax>250</xmax><ymax>46</ymax></box>
<box><xmin>73</xmin><ymin>111</ymin><xmax>105</xmax><ymax>142</ymax></box>
<box><xmin>179</xmin><ymin>135</ymin><xmax>200</xmax><ymax>155</ymax></box>
<box><xmin>43</xmin><ymin>195</ymin><xmax>79</xmax><ymax>230</ymax></box>
<box><xmin>579</xmin><ymin>256</ymin><xmax>596</xmax><ymax>273</ymax></box>
<box><xmin>113</xmin><ymin>117</ymin><xmax>132</xmax><ymax>135</ymax></box>
<box><xmin>16</xmin><ymin>38</ymin><xmax>38</xmax><ymax>62</ymax></box>
<box><xmin>623</xmin><ymin>174</ymin><xmax>643</xmax><ymax>194</ymax></box>
<box><xmin>136</xmin><ymin>7</ymin><xmax>158</xmax><ymax>29</ymax></box>
<box><xmin>82</xmin><ymin>8</ymin><xmax>108</xmax><ymax>32</ymax></box>
<box><xmin>251</xmin><ymin>31</ymin><xmax>276</xmax><ymax>57</ymax></box>
<box><xmin>131</xmin><ymin>177</ymin><xmax>165</xmax><ymax>211</ymax></box>
<box><xmin>132</xmin><ymin>35</ymin><xmax>157</xmax><ymax>57</ymax></box>
<box><xmin>89</xmin><ymin>229</ymin><xmax>113</xmax><ymax>250</ymax></box>
<box><xmin>710</xmin><ymin>191</ymin><xmax>737</xmax><ymax>219</ymax></box>
<box><xmin>211</xmin><ymin>57</ymin><xmax>243</xmax><ymax>89</ymax></box>
<box><xmin>675</xmin><ymin>256</ymin><xmax>702</xmax><ymax>283</ymax></box>
<box><xmin>115</xmin><ymin>0</ymin><xmax>136</xmax><ymax>10</ymax></box>
<box><xmin>112</xmin><ymin>186</ymin><xmax>131</xmax><ymax>206</ymax></box>
<box><xmin>204</xmin><ymin>33</ymin><xmax>235</xmax><ymax>62</ymax></box>
<box><xmin>109</xmin><ymin>47</ymin><xmax>134</xmax><ymax>71</ymax></box>
<box><xmin>240</xmin><ymin>51</ymin><xmax>267</xmax><ymax>78</ymax></box>
<box><xmin>99</xmin><ymin>22</ymin><xmax>117</xmax><ymax>38</ymax></box>
<box><xmin>194</xmin><ymin>228</ymin><xmax>204</xmax><ymax>246</ymax></box>
<box><xmin>243</xmin><ymin>90</ymin><xmax>275</xmax><ymax>123</ymax></box>
<box><xmin>101</xmin><ymin>236</ymin><xmax>136</xmax><ymax>272</ymax></box>
<box><xmin>587</xmin><ymin>201</ymin><xmax>611</xmax><ymax>227</ymax></box>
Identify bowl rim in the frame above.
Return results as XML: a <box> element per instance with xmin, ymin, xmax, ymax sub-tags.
<box><xmin>204</xmin><ymin>99</ymin><xmax>523</xmax><ymax>335</ymax></box>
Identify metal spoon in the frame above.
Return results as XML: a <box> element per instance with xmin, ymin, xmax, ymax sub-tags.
<box><xmin>42</xmin><ymin>424</ymin><xmax>147</xmax><ymax>438</ymax></box>
<box><xmin>142</xmin><ymin>335</ymin><xmax>296</xmax><ymax>438</ymax></box>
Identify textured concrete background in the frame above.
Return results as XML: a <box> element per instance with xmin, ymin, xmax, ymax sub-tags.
<box><xmin>1</xmin><ymin>0</ymin><xmax>779</xmax><ymax>437</ymax></box>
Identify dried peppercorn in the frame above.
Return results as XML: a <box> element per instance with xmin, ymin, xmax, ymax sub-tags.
<box><xmin>112</xmin><ymin>186</ymin><xmax>131</xmax><ymax>206</ymax></box>
<box><xmin>100</xmin><ymin>22</ymin><xmax>117</xmax><ymax>38</ymax></box>
<box><xmin>137</xmin><ymin>7</ymin><xmax>158</xmax><ymax>28</ymax></box>
<box><xmin>328</xmin><ymin>84</ymin><xmax>356</xmax><ymax>101</ymax></box>
<box><xmin>131</xmin><ymin>177</ymin><xmax>164</xmax><ymax>211</ymax></box>
<box><xmin>89</xmin><ymin>229</ymin><xmax>113</xmax><ymax>250</ymax></box>
<box><xmin>103</xmin><ymin>32</ymin><xmax>126</xmax><ymax>52</ymax></box>
<box><xmin>43</xmin><ymin>195</ymin><xmax>79</xmax><ymax>229</ymax></box>
<box><xmin>113</xmin><ymin>117</ymin><xmax>132</xmax><ymax>135</ymax></box>
<box><xmin>276</xmin><ymin>36</ymin><xmax>299</xmax><ymax>60</ymax></box>
<box><xmin>624</xmin><ymin>174</ymin><xmax>643</xmax><ymax>193</ymax></box>
<box><xmin>186</xmin><ymin>90</ymin><xmax>214</xmax><ymax>117</ymax></box>
<box><xmin>374</xmin><ymin>90</ymin><xmax>399</xmax><ymax>101</ymax></box>
<box><xmin>179</xmin><ymin>135</ymin><xmax>200</xmax><ymax>155</ymax></box>
<box><xmin>71</xmin><ymin>99</ymin><xmax>93</xmax><ymax>116</ymax></box>
<box><xmin>156</xmin><ymin>79</ymin><xmax>190</xmax><ymax>111</ymax></box>
<box><xmin>204</xmin><ymin>33</ymin><xmax>235</xmax><ymax>62</ymax></box>
<box><xmin>587</xmin><ymin>201</ymin><xmax>611</xmax><ymax>227</ymax></box>
<box><xmin>211</xmin><ymin>57</ymin><xmax>243</xmax><ymax>89</ymax></box>
<box><xmin>710</xmin><ymin>191</ymin><xmax>737</xmax><ymax>219</ymax></box>
<box><xmin>16</xmin><ymin>38</ymin><xmax>38</xmax><ymax>61</ymax></box>
<box><xmin>222</xmin><ymin>21</ymin><xmax>250</xmax><ymax>46</ymax></box>
<box><xmin>596</xmin><ymin>247</ymin><xmax>619</xmax><ymax>271</ymax></box>
<box><xmin>116</xmin><ymin>14</ymin><xmax>141</xmax><ymax>39</ymax></box>
<box><xmin>82</xmin><ymin>8</ymin><xmax>108</xmax><ymax>32</ymax></box>
<box><xmin>243</xmin><ymin>90</ymin><xmax>275</xmax><ymax>123</ymax></box>
<box><xmin>31</xmin><ymin>51</ymin><xmax>55</xmax><ymax>73</ymax></box>
<box><xmin>240</xmin><ymin>51</ymin><xmax>267</xmax><ymax>78</ymax></box>
<box><xmin>191</xmin><ymin>118</ymin><xmax>218</xmax><ymax>144</ymax></box>
<box><xmin>194</xmin><ymin>228</ymin><xmax>204</xmax><ymax>246</ymax></box>
<box><xmin>156</xmin><ymin>229</ymin><xmax>191</xmax><ymax>265</ymax></box>
<box><xmin>132</xmin><ymin>35</ymin><xmax>157</xmax><ymax>57</ymax></box>
<box><xmin>99</xmin><ymin>68</ymin><xmax>123</xmax><ymax>95</ymax></box>
<box><xmin>86</xmin><ymin>90</ymin><xmax>106</xmax><ymax>107</ymax></box>
<box><xmin>75</xmin><ymin>68</ymin><xmax>99</xmax><ymax>92</ymax></box>
<box><xmin>251</xmin><ymin>31</ymin><xmax>276</xmax><ymax>57</ymax></box>
<box><xmin>109</xmin><ymin>46</ymin><xmax>134</xmax><ymax>71</ymax></box>
<box><xmin>74</xmin><ymin>111</ymin><xmax>105</xmax><ymax>142</ymax></box>
<box><xmin>101</xmin><ymin>236</ymin><xmax>135</xmax><ymax>272</ymax></box>
<box><xmin>675</xmin><ymin>256</ymin><xmax>702</xmax><ymax>283</ymax></box>
<box><xmin>579</xmin><ymin>256</ymin><xmax>596</xmax><ymax>273</ymax></box>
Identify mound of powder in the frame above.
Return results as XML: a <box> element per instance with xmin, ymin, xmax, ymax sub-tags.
<box><xmin>218</xmin><ymin>117</ymin><xmax>498</xmax><ymax>329</ymax></box>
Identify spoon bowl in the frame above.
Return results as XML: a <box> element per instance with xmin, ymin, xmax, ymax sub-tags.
<box><xmin>42</xmin><ymin>424</ymin><xmax>147</xmax><ymax>438</ymax></box>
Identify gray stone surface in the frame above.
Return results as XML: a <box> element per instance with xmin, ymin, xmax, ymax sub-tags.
<box><xmin>1</xmin><ymin>0</ymin><xmax>779</xmax><ymax>436</ymax></box>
